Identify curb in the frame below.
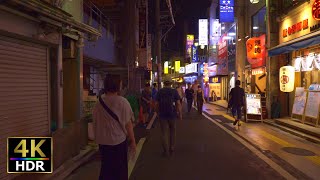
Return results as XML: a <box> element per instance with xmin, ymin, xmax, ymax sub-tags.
<box><xmin>264</xmin><ymin>120</ymin><xmax>320</xmax><ymax>144</ymax></box>
<box><xmin>208</xmin><ymin>102</ymin><xmax>228</xmax><ymax>109</ymax></box>
<box><xmin>45</xmin><ymin>144</ymin><xmax>98</xmax><ymax>180</ymax></box>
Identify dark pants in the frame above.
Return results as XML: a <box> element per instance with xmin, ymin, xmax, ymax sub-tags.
<box><xmin>232</xmin><ymin>105</ymin><xmax>242</xmax><ymax>120</ymax></box>
<box><xmin>197</xmin><ymin>100</ymin><xmax>203</xmax><ymax>114</ymax></box>
<box><xmin>160</xmin><ymin>118</ymin><xmax>176</xmax><ymax>153</ymax></box>
<box><xmin>187</xmin><ymin>99</ymin><xmax>193</xmax><ymax>112</ymax></box>
<box><xmin>99</xmin><ymin>140</ymin><xmax>128</xmax><ymax>180</ymax></box>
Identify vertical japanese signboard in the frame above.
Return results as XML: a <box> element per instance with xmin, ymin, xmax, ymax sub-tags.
<box><xmin>218</xmin><ymin>34</ymin><xmax>228</xmax><ymax>75</ymax></box>
<box><xmin>138</xmin><ymin>0</ymin><xmax>148</xmax><ymax>68</ymax></box>
<box><xmin>199</xmin><ymin>19</ymin><xmax>208</xmax><ymax>46</ymax></box>
<box><xmin>219</xmin><ymin>0</ymin><xmax>234</xmax><ymax>23</ymax></box>
<box><xmin>186</xmin><ymin>35</ymin><xmax>194</xmax><ymax>59</ymax></box>
<box><xmin>192</xmin><ymin>45</ymin><xmax>198</xmax><ymax>62</ymax></box>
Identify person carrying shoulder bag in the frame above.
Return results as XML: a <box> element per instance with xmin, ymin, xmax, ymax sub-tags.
<box><xmin>93</xmin><ymin>74</ymin><xmax>136</xmax><ymax>180</ymax></box>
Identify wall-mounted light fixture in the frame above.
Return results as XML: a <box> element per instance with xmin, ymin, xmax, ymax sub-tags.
<box><xmin>250</xmin><ymin>0</ymin><xmax>259</xmax><ymax>4</ymax></box>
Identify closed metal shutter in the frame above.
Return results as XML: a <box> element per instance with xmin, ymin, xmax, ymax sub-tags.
<box><xmin>0</xmin><ymin>36</ymin><xmax>50</xmax><ymax>179</ymax></box>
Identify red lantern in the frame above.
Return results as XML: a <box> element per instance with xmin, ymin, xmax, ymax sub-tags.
<box><xmin>246</xmin><ymin>34</ymin><xmax>266</xmax><ymax>68</ymax></box>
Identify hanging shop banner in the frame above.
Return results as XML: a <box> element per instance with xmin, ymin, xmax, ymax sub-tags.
<box><xmin>217</xmin><ymin>34</ymin><xmax>228</xmax><ymax>75</ymax></box>
<box><xmin>246</xmin><ymin>94</ymin><xmax>262</xmax><ymax>115</ymax></box>
<box><xmin>293</xmin><ymin>54</ymin><xmax>320</xmax><ymax>71</ymax></box>
<box><xmin>305</xmin><ymin>91</ymin><xmax>320</xmax><ymax>118</ymax></box>
<box><xmin>209</xmin><ymin>83</ymin><xmax>221</xmax><ymax>98</ymax></box>
<box><xmin>292</xmin><ymin>87</ymin><xmax>307</xmax><ymax>115</ymax></box>
<box><xmin>302</xmin><ymin>54</ymin><xmax>315</xmax><ymax>71</ymax></box>
<box><xmin>192</xmin><ymin>45</ymin><xmax>198</xmax><ymax>62</ymax></box>
<box><xmin>279</xmin><ymin>66</ymin><xmax>295</xmax><ymax>92</ymax></box>
<box><xmin>199</xmin><ymin>19</ymin><xmax>208</xmax><ymax>46</ymax></box>
<box><xmin>246</xmin><ymin>34</ymin><xmax>266</xmax><ymax>69</ymax></box>
<box><xmin>219</xmin><ymin>0</ymin><xmax>234</xmax><ymax>23</ymax></box>
<box><xmin>185</xmin><ymin>63</ymin><xmax>198</xmax><ymax>74</ymax></box>
<box><xmin>186</xmin><ymin>35</ymin><xmax>194</xmax><ymax>58</ymax></box>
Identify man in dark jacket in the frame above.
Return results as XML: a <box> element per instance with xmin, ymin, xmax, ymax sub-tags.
<box><xmin>185</xmin><ymin>83</ymin><xmax>194</xmax><ymax>112</ymax></box>
<box><xmin>155</xmin><ymin>77</ymin><xmax>182</xmax><ymax>157</ymax></box>
<box><xmin>229</xmin><ymin>80</ymin><xmax>245</xmax><ymax>127</ymax></box>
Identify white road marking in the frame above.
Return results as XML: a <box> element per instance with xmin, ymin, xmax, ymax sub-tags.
<box><xmin>147</xmin><ymin>112</ymin><xmax>157</xmax><ymax>130</ymax></box>
<box><xmin>202</xmin><ymin>113</ymin><xmax>296</xmax><ymax>180</ymax></box>
<box><xmin>215</xmin><ymin>119</ymin><xmax>222</xmax><ymax>123</ymax></box>
<box><xmin>128</xmin><ymin>137</ymin><xmax>146</xmax><ymax>178</ymax></box>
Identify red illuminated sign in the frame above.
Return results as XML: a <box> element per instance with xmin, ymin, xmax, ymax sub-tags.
<box><xmin>282</xmin><ymin>19</ymin><xmax>308</xmax><ymax>38</ymax></box>
<box><xmin>313</xmin><ymin>0</ymin><xmax>320</xmax><ymax>20</ymax></box>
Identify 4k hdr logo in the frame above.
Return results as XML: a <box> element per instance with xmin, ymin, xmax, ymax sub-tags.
<box><xmin>7</xmin><ymin>137</ymin><xmax>53</xmax><ymax>173</ymax></box>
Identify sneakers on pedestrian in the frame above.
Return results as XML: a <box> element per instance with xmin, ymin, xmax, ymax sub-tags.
<box><xmin>233</xmin><ymin>120</ymin><xmax>237</xmax><ymax>126</ymax></box>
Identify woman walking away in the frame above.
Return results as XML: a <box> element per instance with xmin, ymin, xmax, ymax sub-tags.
<box><xmin>93</xmin><ymin>74</ymin><xmax>136</xmax><ymax>180</ymax></box>
<box><xmin>196</xmin><ymin>85</ymin><xmax>206</xmax><ymax>114</ymax></box>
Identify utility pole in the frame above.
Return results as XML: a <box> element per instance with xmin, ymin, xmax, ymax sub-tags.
<box><xmin>156</xmin><ymin>0</ymin><xmax>161</xmax><ymax>90</ymax></box>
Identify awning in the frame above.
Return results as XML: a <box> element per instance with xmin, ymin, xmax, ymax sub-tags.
<box><xmin>12</xmin><ymin>0</ymin><xmax>101</xmax><ymax>37</ymax></box>
<box><xmin>268</xmin><ymin>30</ymin><xmax>320</xmax><ymax>57</ymax></box>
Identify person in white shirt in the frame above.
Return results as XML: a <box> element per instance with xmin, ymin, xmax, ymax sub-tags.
<box><xmin>93</xmin><ymin>74</ymin><xmax>136</xmax><ymax>180</ymax></box>
<box><xmin>192</xmin><ymin>80</ymin><xmax>199</xmax><ymax>106</ymax></box>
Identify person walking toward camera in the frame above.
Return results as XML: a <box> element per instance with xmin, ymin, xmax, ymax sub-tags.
<box><xmin>196</xmin><ymin>85</ymin><xmax>206</xmax><ymax>115</ymax></box>
<box><xmin>229</xmin><ymin>80</ymin><xmax>245</xmax><ymax>127</ymax></box>
<box><xmin>185</xmin><ymin>83</ymin><xmax>194</xmax><ymax>112</ymax></box>
<box><xmin>93</xmin><ymin>75</ymin><xmax>136</xmax><ymax>180</ymax></box>
<box><xmin>155</xmin><ymin>77</ymin><xmax>182</xmax><ymax>157</ymax></box>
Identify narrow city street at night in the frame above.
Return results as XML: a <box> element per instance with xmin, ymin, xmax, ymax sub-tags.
<box><xmin>1</xmin><ymin>0</ymin><xmax>320</xmax><ymax>180</ymax></box>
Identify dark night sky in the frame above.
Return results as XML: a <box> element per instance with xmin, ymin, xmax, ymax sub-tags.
<box><xmin>164</xmin><ymin>0</ymin><xmax>212</xmax><ymax>54</ymax></box>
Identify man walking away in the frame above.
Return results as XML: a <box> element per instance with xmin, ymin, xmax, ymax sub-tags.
<box><xmin>155</xmin><ymin>77</ymin><xmax>182</xmax><ymax>157</ymax></box>
<box><xmin>185</xmin><ymin>83</ymin><xmax>194</xmax><ymax>112</ymax></box>
<box><xmin>229</xmin><ymin>80</ymin><xmax>245</xmax><ymax>127</ymax></box>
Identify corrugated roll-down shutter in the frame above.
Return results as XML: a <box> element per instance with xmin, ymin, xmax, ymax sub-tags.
<box><xmin>0</xmin><ymin>35</ymin><xmax>50</xmax><ymax>180</ymax></box>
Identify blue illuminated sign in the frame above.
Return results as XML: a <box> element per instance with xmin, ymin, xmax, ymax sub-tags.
<box><xmin>192</xmin><ymin>45</ymin><xmax>198</xmax><ymax>62</ymax></box>
<box><xmin>219</xmin><ymin>0</ymin><xmax>234</xmax><ymax>23</ymax></box>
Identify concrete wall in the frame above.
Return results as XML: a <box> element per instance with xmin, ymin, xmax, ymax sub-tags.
<box><xmin>83</xmin><ymin>13</ymin><xmax>116</xmax><ymax>64</ymax></box>
<box><xmin>62</xmin><ymin>0</ymin><xmax>83</xmax><ymax>22</ymax></box>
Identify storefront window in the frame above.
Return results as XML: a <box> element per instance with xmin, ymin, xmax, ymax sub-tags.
<box><xmin>292</xmin><ymin>46</ymin><xmax>320</xmax><ymax>89</ymax></box>
<box><xmin>252</xmin><ymin>7</ymin><xmax>266</xmax><ymax>37</ymax></box>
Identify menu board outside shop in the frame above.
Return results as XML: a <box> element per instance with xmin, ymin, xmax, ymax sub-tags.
<box><xmin>292</xmin><ymin>87</ymin><xmax>307</xmax><ymax>116</ymax></box>
<box><xmin>246</xmin><ymin>94</ymin><xmax>262</xmax><ymax>115</ymax></box>
<box><xmin>305</xmin><ymin>91</ymin><xmax>320</xmax><ymax>119</ymax></box>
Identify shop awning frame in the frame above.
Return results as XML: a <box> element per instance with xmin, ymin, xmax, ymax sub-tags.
<box><xmin>268</xmin><ymin>30</ymin><xmax>320</xmax><ymax>57</ymax></box>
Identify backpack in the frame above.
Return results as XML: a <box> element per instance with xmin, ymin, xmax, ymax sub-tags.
<box><xmin>158</xmin><ymin>88</ymin><xmax>175</xmax><ymax>117</ymax></box>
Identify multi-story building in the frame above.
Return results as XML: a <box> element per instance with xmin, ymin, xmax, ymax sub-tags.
<box><xmin>268</xmin><ymin>0</ymin><xmax>320</xmax><ymax>127</ymax></box>
<box><xmin>0</xmin><ymin>0</ymin><xmax>101</xmax><ymax>179</ymax></box>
